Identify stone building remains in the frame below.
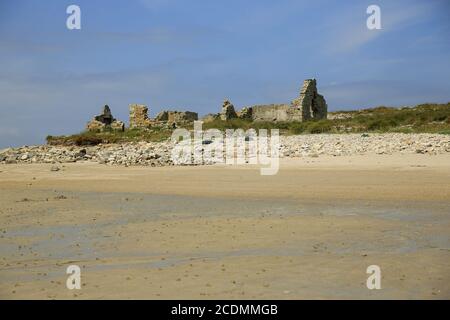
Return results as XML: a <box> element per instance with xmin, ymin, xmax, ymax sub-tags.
<box><xmin>220</xmin><ymin>99</ymin><xmax>238</xmax><ymax>120</ymax></box>
<box><xmin>86</xmin><ymin>105</ymin><xmax>125</xmax><ymax>132</ymax></box>
<box><xmin>129</xmin><ymin>104</ymin><xmax>154</xmax><ymax>129</ymax></box>
<box><xmin>204</xmin><ymin>79</ymin><xmax>327</xmax><ymax>123</ymax></box>
<box><xmin>129</xmin><ymin>104</ymin><xmax>198</xmax><ymax>129</ymax></box>
<box><xmin>85</xmin><ymin>79</ymin><xmax>327</xmax><ymax>133</ymax></box>
<box><xmin>291</xmin><ymin>79</ymin><xmax>327</xmax><ymax>120</ymax></box>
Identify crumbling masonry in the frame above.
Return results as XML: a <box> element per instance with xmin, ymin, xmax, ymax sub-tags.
<box><xmin>206</xmin><ymin>79</ymin><xmax>327</xmax><ymax>122</ymax></box>
<box><xmin>291</xmin><ymin>79</ymin><xmax>327</xmax><ymax>120</ymax></box>
<box><xmin>129</xmin><ymin>104</ymin><xmax>198</xmax><ymax>129</ymax></box>
<box><xmin>129</xmin><ymin>104</ymin><xmax>153</xmax><ymax>129</ymax></box>
<box><xmin>86</xmin><ymin>79</ymin><xmax>327</xmax><ymax>132</ymax></box>
<box><xmin>86</xmin><ymin>105</ymin><xmax>125</xmax><ymax>132</ymax></box>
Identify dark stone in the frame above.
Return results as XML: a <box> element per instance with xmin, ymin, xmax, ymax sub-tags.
<box><xmin>95</xmin><ymin>105</ymin><xmax>114</xmax><ymax>125</ymax></box>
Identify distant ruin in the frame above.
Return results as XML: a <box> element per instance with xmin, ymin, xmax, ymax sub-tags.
<box><xmin>86</xmin><ymin>104</ymin><xmax>199</xmax><ymax>132</ymax></box>
<box><xmin>293</xmin><ymin>79</ymin><xmax>328</xmax><ymax>120</ymax></box>
<box><xmin>129</xmin><ymin>104</ymin><xmax>153</xmax><ymax>129</ymax></box>
<box><xmin>208</xmin><ymin>79</ymin><xmax>327</xmax><ymax>122</ymax></box>
<box><xmin>86</xmin><ymin>79</ymin><xmax>327</xmax><ymax>132</ymax></box>
<box><xmin>220</xmin><ymin>100</ymin><xmax>238</xmax><ymax>120</ymax></box>
<box><xmin>129</xmin><ymin>104</ymin><xmax>198</xmax><ymax>129</ymax></box>
<box><xmin>86</xmin><ymin>105</ymin><xmax>125</xmax><ymax>132</ymax></box>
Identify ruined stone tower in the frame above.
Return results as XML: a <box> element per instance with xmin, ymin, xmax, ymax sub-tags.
<box><xmin>220</xmin><ymin>99</ymin><xmax>238</xmax><ymax>120</ymax></box>
<box><xmin>292</xmin><ymin>79</ymin><xmax>327</xmax><ymax>120</ymax></box>
<box><xmin>129</xmin><ymin>104</ymin><xmax>153</xmax><ymax>129</ymax></box>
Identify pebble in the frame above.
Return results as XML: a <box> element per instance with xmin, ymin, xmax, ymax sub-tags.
<box><xmin>0</xmin><ymin>133</ymin><xmax>448</xmax><ymax>167</ymax></box>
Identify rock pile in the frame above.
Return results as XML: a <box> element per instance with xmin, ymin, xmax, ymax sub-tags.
<box><xmin>279</xmin><ymin>133</ymin><xmax>450</xmax><ymax>157</ymax></box>
<box><xmin>0</xmin><ymin>142</ymin><xmax>175</xmax><ymax>167</ymax></box>
<box><xmin>1</xmin><ymin>133</ymin><xmax>449</xmax><ymax>167</ymax></box>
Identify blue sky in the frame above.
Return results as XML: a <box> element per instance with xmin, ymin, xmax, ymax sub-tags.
<box><xmin>0</xmin><ymin>0</ymin><xmax>449</xmax><ymax>147</ymax></box>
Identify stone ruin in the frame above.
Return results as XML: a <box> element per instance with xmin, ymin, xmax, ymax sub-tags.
<box><xmin>291</xmin><ymin>79</ymin><xmax>327</xmax><ymax>120</ymax></box>
<box><xmin>250</xmin><ymin>104</ymin><xmax>303</xmax><ymax>122</ymax></box>
<box><xmin>237</xmin><ymin>106</ymin><xmax>253</xmax><ymax>119</ymax></box>
<box><xmin>85</xmin><ymin>79</ymin><xmax>326</xmax><ymax>132</ymax></box>
<box><xmin>155</xmin><ymin>110</ymin><xmax>198</xmax><ymax>124</ymax></box>
<box><xmin>129</xmin><ymin>104</ymin><xmax>153</xmax><ymax>129</ymax></box>
<box><xmin>164</xmin><ymin>111</ymin><xmax>198</xmax><ymax>125</ymax></box>
<box><xmin>86</xmin><ymin>105</ymin><xmax>125</xmax><ymax>132</ymax></box>
<box><xmin>220</xmin><ymin>99</ymin><xmax>238</xmax><ymax>120</ymax></box>
<box><xmin>129</xmin><ymin>104</ymin><xmax>198</xmax><ymax>129</ymax></box>
<box><xmin>86</xmin><ymin>103</ymin><xmax>198</xmax><ymax>132</ymax></box>
<box><xmin>203</xmin><ymin>79</ymin><xmax>327</xmax><ymax>123</ymax></box>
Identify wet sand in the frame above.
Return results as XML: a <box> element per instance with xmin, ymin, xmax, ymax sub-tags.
<box><xmin>0</xmin><ymin>154</ymin><xmax>449</xmax><ymax>299</ymax></box>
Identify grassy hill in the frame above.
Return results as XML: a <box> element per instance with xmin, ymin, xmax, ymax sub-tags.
<box><xmin>47</xmin><ymin>102</ymin><xmax>450</xmax><ymax>146</ymax></box>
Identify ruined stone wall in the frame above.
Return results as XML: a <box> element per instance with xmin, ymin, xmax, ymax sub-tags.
<box><xmin>129</xmin><ymin>104</ymin><xmax>153</xmax><ymax>129</ymax></box>
<box><xmin>129</xmin><ymin>105</ymin><xmax>198</xmax><ymax>128</ymax></box>
<box><xmin>167</xmin><ymin>111</ymin><xmax>198</xmax><ymax>123</ymax></box>
<box><xmin>247</xmin><ymin>79</ymin><xmax>327</xmax><ymax>122</ymax></box>
<box><xmin>250</xmin><ymin>104</ymin><xmax>302</xmax><ymax>122</ymax></box>
<box><xmin>291</xmin><ymin>79</ymin><xmax>327</xmax><ymax>120</ymax></box>
<box><xmin>312</xmin><ymin>94</ymin><xmax>327</xmax><ymax>120</ymax></box>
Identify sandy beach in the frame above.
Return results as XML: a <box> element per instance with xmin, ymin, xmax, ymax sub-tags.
<box><xmin>1</xmin><ymin>154</ymin><xmax>449</xmax><ymax>299</ymax></box>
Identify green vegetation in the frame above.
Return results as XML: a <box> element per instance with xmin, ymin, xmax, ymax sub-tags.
<box><xmin>333</xmin><ymin>103</ymin><xmax>450</xmax><ymax>134</ymax></box>
<box><xmin>46</xmin><ymin>126</ymin><xmax>174</xmax><ymax>146</ymax></box>
<box><xmin>203</xmin><ymin>103</ymin><xmax>450</xmax><ymax>135</ymax></box>
<box><xmin>47</xmin><ymin>103</ymin><xmax>450</xmax><ymax>146</ymax></box>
